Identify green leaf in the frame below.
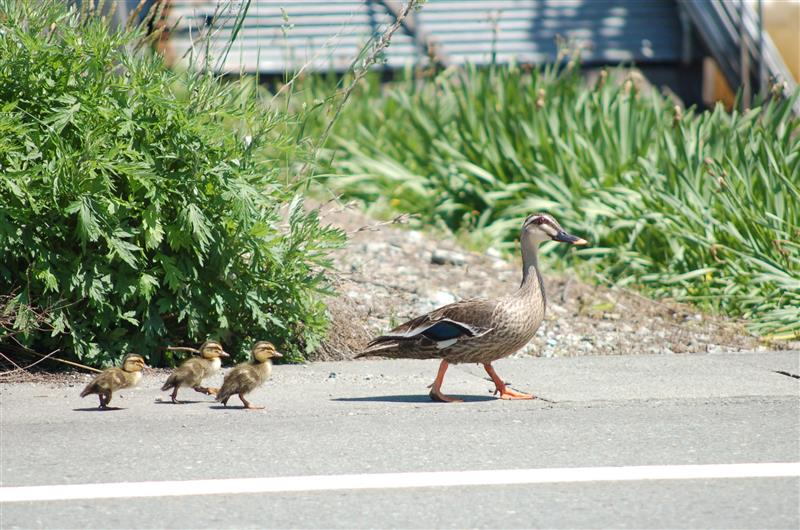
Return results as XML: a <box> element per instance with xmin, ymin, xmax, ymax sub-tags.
<box><xmin>138</xmin><ymin>273</ymin><xmax>159</xmax><ymax>301</ymax></box>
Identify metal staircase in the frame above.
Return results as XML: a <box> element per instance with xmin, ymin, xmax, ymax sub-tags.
<box><xmin>680</xmin><ymin>0</ymin><xmax>799</xmax><ymax>114</ymax></box>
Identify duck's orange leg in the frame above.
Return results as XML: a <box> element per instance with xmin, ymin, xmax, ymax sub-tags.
<box><xmin>429</xmin><ymin>360</ymin><xmax>463</xmax><ymax>403</ymax></box>
<box><xmin>484</xmin><ymin>363</ymin><xmax>534</xmax><ymax>400</ymax></box>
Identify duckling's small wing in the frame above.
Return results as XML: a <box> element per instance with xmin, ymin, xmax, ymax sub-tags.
<box><xmin>217</xmin><ymin>365</ymin><xmax>260</xmax><ymax>401</ymax></box>
<box><xmin>162</xmin><ymin>358</ymin><xmax>206</xmax><ymax>390</ymax></box>
<box><xmin>81</xmin><ymin>368</ymin><xmax>123</xmax><ymax>395</ymax></box>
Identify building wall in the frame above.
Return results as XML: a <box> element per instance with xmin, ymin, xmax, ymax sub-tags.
<box><xmin>163</xmin><ymin>0</ymin><xmax>686</xmax><ymax>74</ymax></box>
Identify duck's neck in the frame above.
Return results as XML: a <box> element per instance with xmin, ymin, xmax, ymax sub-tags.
<box><xmin>518</xmin><ymin>237</ymin><xmax>546</xmax><ymax>305</ymax></box>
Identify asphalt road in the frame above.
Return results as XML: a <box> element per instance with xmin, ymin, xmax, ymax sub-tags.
<box><xmin>1</xmin><ymin>352</ymin><xmax>798</xmax><ymax>529</ymax></box>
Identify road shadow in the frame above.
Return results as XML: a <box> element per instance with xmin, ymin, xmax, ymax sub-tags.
<box><xmin>153</xmin><ymin>399</ymin><xmax>208</xmax><ymax>405</ymax></box>
<box><xmin>333</xmin><ymin>394</ymin><xmax>496</xmax><ymax>403</ymax></box>
<box><xmin>72</xmin><ymin>407</ymin><xmax>126</xmax><ymax>412</ymax></box>
<box><xmin>207</xmin><ymin>405</ymin><xmax>265</xmax><ymax>411</ymax></box>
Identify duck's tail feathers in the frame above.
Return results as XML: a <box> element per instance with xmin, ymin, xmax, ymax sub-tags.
<box><xmin>355</xmin><ymin>341</ymin><xmax>402</xmax><ymax>359</ymax></box>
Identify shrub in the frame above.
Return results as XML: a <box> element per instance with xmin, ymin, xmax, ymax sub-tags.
<box><xmin>306</xmin><ymin>64</ymin><xmax>800</xmax><ymax>340</ymax></box>
<box><xmin>0</xmin><ymin>0</ymin><xmax>344</xmax><ymax>366</ymax></box>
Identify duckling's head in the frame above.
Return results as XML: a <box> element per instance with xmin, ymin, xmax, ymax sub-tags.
<box><xmin>522</xmin><ymin>213</ymin><xmax>587</xmax><ymax>246</ymax></box>
<box><xmin>251</xmin><ymin>341</ymin><xmax>283</xmax><ymax>363</ymax></box>
<box><xmin>199</xmin><ymin>340</ymin><xmax>230</xmax><ymax>360</ymax></box>
<box><xmin>121</xmin><ymin>354</ymin><xmax>147</xmax><ymax>372</ymax></box>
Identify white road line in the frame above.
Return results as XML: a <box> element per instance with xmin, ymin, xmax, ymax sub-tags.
<box><xmin>2</xmin><ymin>463</ymin><xmax>798</xmax><ymax>503</ymax></box>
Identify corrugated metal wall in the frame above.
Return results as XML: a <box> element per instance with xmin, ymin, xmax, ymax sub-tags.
<box><xmin>164</xmin><ymin>0</ymin><xmax>683</xmax><ymax>74</ymax></box>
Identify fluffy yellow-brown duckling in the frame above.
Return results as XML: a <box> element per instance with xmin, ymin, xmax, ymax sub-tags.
<box><xmin>161</xmin><ymin>340</ymin><xmax>230</xmax><ymax>404</ymax></box>
<box><xmin>216</xmin><ymin>341</ymin><xmax>282</xmax><ymax>410</ymax></box>
<box><xmin>79</xmin><ymin>354</ymin><xmax>147</xmax><ymax>409</ymax></box>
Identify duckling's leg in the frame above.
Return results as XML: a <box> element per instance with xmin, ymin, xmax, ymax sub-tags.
<box><xmin>484</xmin><ymin>363</ymin><xmax>533</xmax><ymax>400</ymax></box>
<box><xmin>99</xmin><ymin>392</ymin><xmax>120</xmax><ymax>409</ymax></box>
<box><xmin>170</xmin><ymin>387</ymin><xmax>182</xmax><ymax>404</ymax></box>
<box><xmin>429</xmin><ymin>360</ymin><xmax>463</xmax><ymax>403</ymax></box>
<box><xmin>239</xmin><ymin>394</ymin><xmax>264</xmax><ymax>410</ymax></box>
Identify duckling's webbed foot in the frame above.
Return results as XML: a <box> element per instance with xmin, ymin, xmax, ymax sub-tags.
<box><xmin>239</xmin><ymin>394</ymin><xmax>264</xmax><ymax>410</ymax></box>
<box><xmin>170</xmin><ymin>387</ymin><xmax>183</xmax><ymax>404</ymax></box>
<box><xmin>192</xmin><ymin>386</ymin><xmax>215</xmax><ymax>396</ymax></box>
<box><xmin>483</xmin><ymin>363</ymin><xmax>534</xmax><ymax>400</ymax></box>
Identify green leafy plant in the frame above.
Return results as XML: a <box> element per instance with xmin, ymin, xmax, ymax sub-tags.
<box><xmin>304</xmin><ymin>64</ymin><xmax>800</xmax><ymax>340</ymax></box>
<box><xmin>0</xmin><ymin>0</ymin><xmax>345</xmax><ymax>366</ymax></box>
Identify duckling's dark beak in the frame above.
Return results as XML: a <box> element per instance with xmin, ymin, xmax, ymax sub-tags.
<box><xmin>553</xmin><ymin>231</ymin><xmax>588</xmax><ymax>245</ymax></box>
<box><xmin>219</xmin><ymin>350</ymin><xmax>231</xmax><ymax>358</ymax></box>
<box><xmin>272</xmin><ymin>351</ymin><xmax>283</xmax><ymax>358</ymax></box>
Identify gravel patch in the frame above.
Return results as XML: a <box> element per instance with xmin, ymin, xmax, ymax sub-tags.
<box><xmin>312</xmin><ymin>202</ymin><xmax>773</xmax><ymax>361</ymax></box>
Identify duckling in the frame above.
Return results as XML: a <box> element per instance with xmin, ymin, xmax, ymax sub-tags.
<box><xmin>161</xmin><ymin>340</ymin><xmax>230</xmax><ymax>404</ymax></box>
<box><xmin>216</xmin><ymin>341</ymin><xmax>282</xmax><ymax>410</ymax></box>
<box><xmin>79</xmin><ymin>354</ymin><xmax>147</xmax><ymax>409</ymax></box>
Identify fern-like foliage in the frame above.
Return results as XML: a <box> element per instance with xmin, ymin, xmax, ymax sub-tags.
<box><xmin>0</xmin><ymin>0</ymin><xmax>345</xmax><ymax>366</ymax></box>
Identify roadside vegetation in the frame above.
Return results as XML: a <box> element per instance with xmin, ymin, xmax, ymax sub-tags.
<box><xmin>2</xmin><ymin>0</ymin><xmax>796</xmax><ymax>371</ymax></box>
<box><xmin>0</xmin><ymin>0</ymin><xmax>345</xmax><ymax>366</ymax></box>
<box><xmin>303</xmin><ymin>64</ymin><xmax>800</xmax><ymax>341</ymax></box>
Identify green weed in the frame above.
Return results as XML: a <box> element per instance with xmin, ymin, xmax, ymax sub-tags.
<box><xmin>0</xmin><ymin>0</ymin><xmax>345</xmax><ymax>365</ymax></box>
<box><xmin>305</xmin><ymin>64</ymin><xmax>800</xmax><ymax>340</ymax></box>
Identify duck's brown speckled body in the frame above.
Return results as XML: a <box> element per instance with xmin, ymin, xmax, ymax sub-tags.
<box><xmin>216</xmin><ymin>341</ymin><xmax>282</xmax><ymax>410</ymax></box>
<box><xmin>357</xmin><ymin>213</ymin><xmax>586</xmax><ymax>402</ymax></box>
<box><xmin>79</xmin><ymin>354</ymin><xmax>147</xmax><ymax>409</ymax></box>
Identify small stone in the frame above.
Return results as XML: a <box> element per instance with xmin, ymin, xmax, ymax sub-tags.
<box><xmin>430</xmin><ymin>290</ymin><xmax>457</xmax><ymax>307</ymax></box>
<box><xmin>408</xmin><ymin>231</ymin><xmax>423</xmax><ymax>243</ymax></box>
<box><xmin>431</xmin><ymin>249</ymin><xmax>466</xmax><ymax>266</ymax></box>
<box><xmin>328</xmin><ymin>372</ymin><xmax>337</xmax><ymax>379</ymax></box>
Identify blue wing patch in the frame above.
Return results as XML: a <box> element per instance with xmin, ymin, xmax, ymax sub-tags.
<box><xmin>421</xmin><ymin>321</ymin><xmax>472</xmax><ymax>341</ymax></box>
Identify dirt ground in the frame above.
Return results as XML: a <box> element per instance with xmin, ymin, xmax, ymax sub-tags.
<box><xmin>312</xmin><ymin>201</ymin><xmax>775</xmax><ymax>361</ymax></box>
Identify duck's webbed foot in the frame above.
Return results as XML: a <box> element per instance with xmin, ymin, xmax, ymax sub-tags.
<box><xmin>429</xmin><ymin>387</ymin><xmax>464</xmax><ymax>403</ymax></box>
<box><xmin>428</xmin><ymin>360</ymin><xmax>463</xmax><ymax>403</ymax></box>
<box><xmin>484</xmin><ymin>363</ymin><xmax>534</xmax><ymax>400</ymax></box>
<box><xmin>495</xmin><ymin>387</ymin><xmax>534</xmax><ymax>400</ymax></box>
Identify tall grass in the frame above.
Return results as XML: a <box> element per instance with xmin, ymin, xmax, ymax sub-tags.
<box><xmin>305</xmin><ymin>64</ymin><xmax>800</xmax><ymax>340</ymax></box>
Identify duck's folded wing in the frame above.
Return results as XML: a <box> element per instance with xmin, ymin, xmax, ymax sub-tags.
<box><xmin>358</xmin><ymin>299</ymin><xmax>496</xmax><ymax>357</ymax></box>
